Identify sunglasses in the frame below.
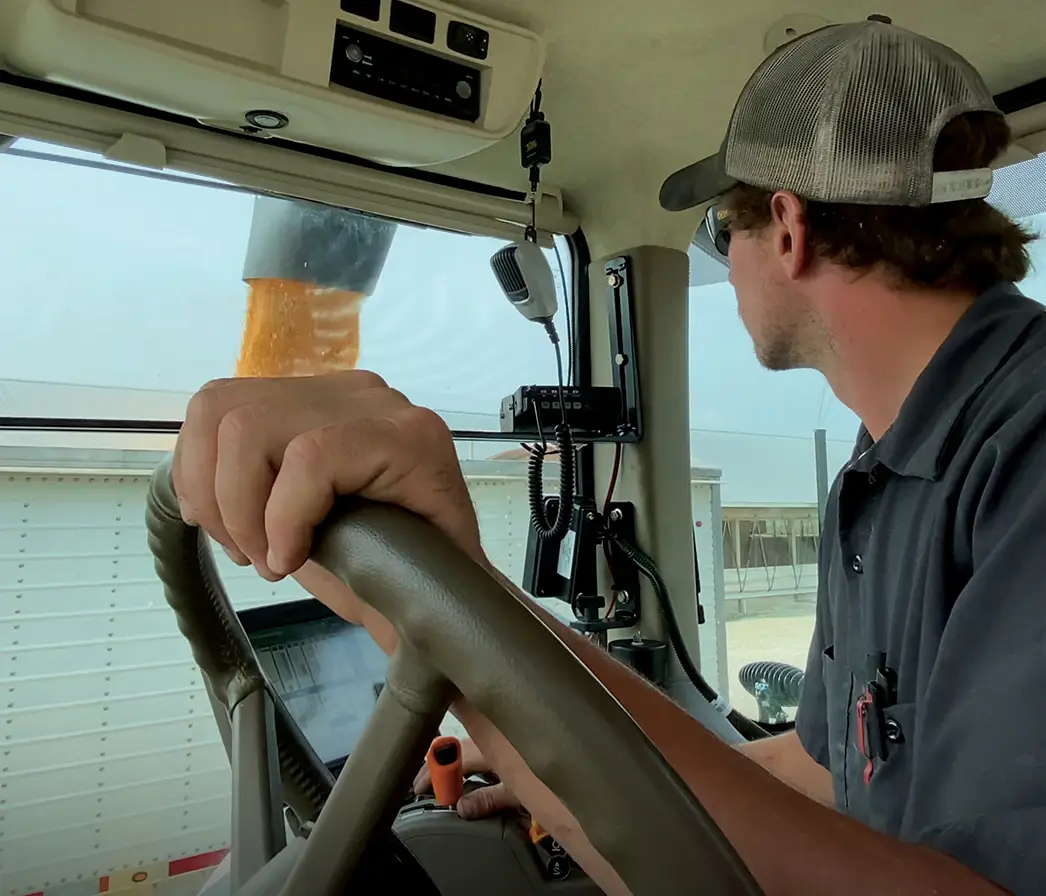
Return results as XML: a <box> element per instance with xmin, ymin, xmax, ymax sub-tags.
<box><xmin>705</xmin><ymin>203</ymin><xmax>732</xmax><ymax>258</ymax></box>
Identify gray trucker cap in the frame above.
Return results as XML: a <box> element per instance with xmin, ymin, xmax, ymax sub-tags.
<box><xmin>659</xmin><ymin>16</ymin><xmax>1003</xmax><ymax>212</ymax></box>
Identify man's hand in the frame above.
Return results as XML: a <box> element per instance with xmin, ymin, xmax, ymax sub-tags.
<box><xmin>412</xmin><ymin>738</ymin><xmax>522</xmax><ymax>819</ymax></box>
<box><xmin>172</xmin><ymin>372</ymin><xmax>486</xmax><ymax>591</ymax></box>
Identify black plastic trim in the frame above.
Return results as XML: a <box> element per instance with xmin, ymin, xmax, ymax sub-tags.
<box><xmin>0</xmin><ymin>68</ymin><xmax>526</xmax><ymax>202</ymax></box>
<box><xmin>237</xmin><ymin>597</ymin><xmax>342</xmax><ymax>635</ymax></box>
<box><xmin>994</xmin><ymin>76</ymin><xmax>1046</xmax><ymax>116</ymax></box>
<box><xmin>566</xmin><ymin>227</ymin><xmax>596</xmax><ymax>501</ymax></box>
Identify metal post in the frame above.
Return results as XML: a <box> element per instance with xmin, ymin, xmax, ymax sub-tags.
<box><xmin>814</xmin><ymin>428</ymin><xmax>829</xmax><ymax>528</ymax></box>
<box><xmin>230</xmin><ymin>689</ymin><xmax>286</xmax><ymax>890</ymax></box>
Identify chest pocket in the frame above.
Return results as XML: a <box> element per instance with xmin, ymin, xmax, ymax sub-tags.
<box><xmin>820</xmin><ymin>645</ymin><xmax>852</xmax><ymax>807</ymax></box>
<box><xmin>845</xmin><ymin>700</ymin><xmax>919</xmax><ymax>836</ymax></box>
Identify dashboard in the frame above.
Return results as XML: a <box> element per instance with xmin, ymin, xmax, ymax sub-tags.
<box><xmin>237</xmin><ymin>599</ymin><xmax>601</xmax><ymax>893</ymax></box>
<box><xmin>238</xmin><ymin>599</ymin><xmax>388</xmax><ymax>775</ymax></box>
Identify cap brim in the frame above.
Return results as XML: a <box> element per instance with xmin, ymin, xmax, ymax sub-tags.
<box><xmin>659</xmin><ymin>150</ymin><xmax>738</xmax><ymax>212</ymax></box>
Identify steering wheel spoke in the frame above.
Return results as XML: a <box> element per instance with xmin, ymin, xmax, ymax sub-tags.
<box><xmin>279</xmin><ymin>645</ymin><xmax>451</xmax><ymax>895</ymax></box>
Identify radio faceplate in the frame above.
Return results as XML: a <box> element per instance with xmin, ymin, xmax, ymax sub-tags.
<box><xmin>330</xmin><ymin>24</ymin><xmax>482</xmax><ymax>123</ymax></box>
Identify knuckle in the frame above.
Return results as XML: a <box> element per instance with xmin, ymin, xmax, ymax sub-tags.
<box><xmin>216</xmin><ymin>404</ymin><xmax>267</xmax><ymax>444</ymax></box>
<box><xmin>380</xmin><ymin>386</ymin><xmax>411</xmax><ymax>407</ymax></box>
<box><xmin>283</xmin><ymin>428</ymin><xmax>331</xmax><ymax>468</ymax></box>
<box><xmin>185</xmin><ymin>379</ymin><xmax>251</xmax><ymax>430</ymax></box>
<box><xmin>183</xmin><ymin>387</ymin><xmax>220</xmax><ymax>429</ymax></box>
<box><xmin>341</xmin><ymin>369</ymin><xmax>388</xmax><ymax>390</ymax></box>
<box><xmin>222</xmin><ymin>516</ymin><xmax>260</xmax><ymax>547</ymax></box>
<box><xmin>200</xmin><ymin>376</ymin><xmax>236</xmax><ymax>393</ymax></box>
<box><xmin>394</xmin><ymin>405</ymin><xmax>452</xmax><ymax>442</ymax></box>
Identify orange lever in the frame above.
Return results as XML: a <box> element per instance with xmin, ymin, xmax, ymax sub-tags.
<box><xmin>425</xmin><ymin>736</ymin><xmax>464</xmax><ymax>807</ymax></box>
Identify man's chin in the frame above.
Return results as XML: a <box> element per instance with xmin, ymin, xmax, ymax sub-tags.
<box><xmin>754</xmin><ymin>344</ymin><xmax>795</xmax><ymax>372</ymax></box>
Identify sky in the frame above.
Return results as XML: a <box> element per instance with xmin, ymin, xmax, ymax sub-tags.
<box><xmin>1</xmin><ymin>140</ymin><xmax>1045</xmax><ymax>447</ymax></box>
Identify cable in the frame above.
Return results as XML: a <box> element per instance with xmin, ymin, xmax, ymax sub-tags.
<box><xmin>552</xmin><ymin>238</ymin><xmax>573</xmax><ymax>386</ymax></box>
<box><xmin>602</xmin><ymin>443</ymin><xmax>622</xmax><ymax>517</ymax></box>
<box><xmin>601</xmin><ymin>443</ymin><xmax>623</xmax><ymax>614</ymax></box>
<box><xmin>606</xmin><ymin>532</ymin><xmax>771</xmax><ymax>741</ymax></box>
<box><xmin>528</xmin><ymin>321</ymin><xmax>575</xmax><ymax>542</ymax></box>
<box><xmin>516</xmin><ymin>78</ymin><xmax>574</xmax><ymax>542</ymax></box>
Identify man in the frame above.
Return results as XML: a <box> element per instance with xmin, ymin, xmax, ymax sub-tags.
<box><xmin>173</xmin><ymin>17</ymin><xmax>1044</xmax><ymax>896</ymax></box>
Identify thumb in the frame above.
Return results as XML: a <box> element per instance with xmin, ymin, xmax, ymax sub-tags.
<box><xmin>457</xmin><ymin>783</ymin><xmax>519</xmax><ymax>820</ymax></box>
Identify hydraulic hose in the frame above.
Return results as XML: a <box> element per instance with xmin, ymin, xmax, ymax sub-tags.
<box><xmin>738</xmin><ymin>661</ymin><xmax>805</xmax><ymax>707</ymax></box>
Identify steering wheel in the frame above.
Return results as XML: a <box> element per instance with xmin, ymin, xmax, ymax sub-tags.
<box><xmin>144</xmin><ymin>455</ymin><xmax>763</xmax><ymax>896</ymax></box>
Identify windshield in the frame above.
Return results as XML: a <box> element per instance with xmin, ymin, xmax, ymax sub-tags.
<box><xmin>0</xmin><ymin>140</ymin><xmax>581</xmax><ymax>895</ymax></box>
<box><xmin>0</xmin><ymin>140</ymin><xmax>573</xmax><ymax>433</ymax></box>
<box><xmin>688</xmin><ymin>152</ymin><xmax>1046</xmax><ymax>723</ymax></box>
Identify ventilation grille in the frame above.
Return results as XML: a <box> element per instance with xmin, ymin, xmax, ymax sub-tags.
<box><xmin>490</xmin><ymin>245</ymin><xmax>528</xmax><ymax>299</ymax></box>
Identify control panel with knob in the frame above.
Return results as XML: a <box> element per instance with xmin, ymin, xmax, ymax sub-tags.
<box><xmin>330</xmin><ymin>24</ymin><xmax>482</xmax><ymax>123</ymax></box>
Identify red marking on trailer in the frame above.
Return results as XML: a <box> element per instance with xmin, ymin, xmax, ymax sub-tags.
<box><xmin>19</xmin><ymin>847</ymin><xmax>228</xmax><ymax>896</ymax></box>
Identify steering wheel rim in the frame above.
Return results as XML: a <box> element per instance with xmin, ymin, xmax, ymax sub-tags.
<box><xmin>145</xmin><ymin>455</ymin><xmax>763</xmax><ymax>896</ymax></box>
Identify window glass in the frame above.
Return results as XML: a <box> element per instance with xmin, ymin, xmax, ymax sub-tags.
<box><xmin>0</xmin><ymin>432</ymin><xmax>567</xmax><ymax>894</ymax></box>
<box><xmin>0</xmin><ymin>141</ymin><xmax>575</xmax><ymax>895</ymax></box>
<box><xmin>0</xmin><ymin>140</ymin><xmax>573</xmax><ymax>432</ymax></box>
<box><xmin>688</xmin><ymin>153</ymin><xmax>1046</xmax><ymax>723</ymax></box>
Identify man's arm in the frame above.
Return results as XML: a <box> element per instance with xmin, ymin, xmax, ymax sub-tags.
<box><xmin>737</xmin><ymin>732</ymin><xmax>834</xmax><ymax>806</ymax></box>
<box><xmin>310</xmin><ymin>565</ymin><xmax>1004</xmax><ymax>896</ymax></box>
<box><xmin>174</xmin><ymin>376</ymin><xmax>1015</xmax><ymax>896</ymax></box>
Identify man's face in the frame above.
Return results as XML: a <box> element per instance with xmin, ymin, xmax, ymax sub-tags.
<box><xmin>727</xmin><ymin>221</ymin><xmax>818</xmax><ymax>371</ymax></box>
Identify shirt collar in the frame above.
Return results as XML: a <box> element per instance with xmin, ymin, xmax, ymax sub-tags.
<box><xmin>851</xmin><ymin>282</ymin><xmax>1044</xmax><ymax>481</ymax></box>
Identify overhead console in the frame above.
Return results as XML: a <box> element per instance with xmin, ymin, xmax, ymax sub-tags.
<box><xmin>0</xmin><ymin>0</ymin><xmax>544</xmax><ymax>166</ymax></box>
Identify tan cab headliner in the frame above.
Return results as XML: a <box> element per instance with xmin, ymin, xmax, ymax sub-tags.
<box><xmin>429</xmin><ymin>0</ymin><xmax>1046</xmax><ymax>254</ymax></box>
<box><xmin>1</xmin><ymin>0</ymin><xmax>1044</xmax><ymax>257</ymax></box>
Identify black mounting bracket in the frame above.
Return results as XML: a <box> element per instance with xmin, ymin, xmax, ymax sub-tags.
<box><xmin>604</xmin><ymin>256</ymin><xmax>643</xmax><ymax>442</ymax></box>
<box><xmin>522</xmin><ymin>497</ymin><xmax>641</xmax><ymax>627</ymax></box>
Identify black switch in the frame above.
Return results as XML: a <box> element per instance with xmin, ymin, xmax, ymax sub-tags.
<box><xmin>547</xmin><ymin>855</ymin><xmax>571</xmax><ymax>880</ymax></box>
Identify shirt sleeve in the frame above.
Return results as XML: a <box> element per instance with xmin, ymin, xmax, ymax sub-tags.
<box><xmin>904</xmin><ymin>413</ymin><xmax>1046</xmax><ymax>895</ymax></box>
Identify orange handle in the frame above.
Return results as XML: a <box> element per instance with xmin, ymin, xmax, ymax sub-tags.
<box><xmin>425</xmin><ymin>736</ymin><xmax>464</xmax><ymax>807</ymax></box>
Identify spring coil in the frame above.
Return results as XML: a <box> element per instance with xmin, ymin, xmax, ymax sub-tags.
<box><xmin>528</xmin><ymin>423</ymin><xmax>575</xmax><ymax>541</ymax></box>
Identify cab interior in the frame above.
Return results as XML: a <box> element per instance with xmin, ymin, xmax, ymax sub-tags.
<box><xmin>1</xmin><ymin>1</ymin><xmax>1045</xmax><ymax>895</ymax></box>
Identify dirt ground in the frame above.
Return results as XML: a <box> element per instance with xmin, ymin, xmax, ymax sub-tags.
<box><xmin>721</xmin><ymin>603</ymin><xmax>818</xmax><ymax>720</ymax></box>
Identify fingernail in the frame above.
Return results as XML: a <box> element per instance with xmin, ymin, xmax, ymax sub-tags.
<box><xmin>266</xmin><ymin>548</ymin><xmax>286</xmax><ymax>577</ymax></box>
<box><xmin>178</xmin><ymin>498</ymin><xmax>194</xmax><ymax>524</ymax></box>
<box><xmin>221</xmin><ymin>545</ymin><xmax>251</xmax><ymax>567</ymax></box>
<box><xmin>254</xmin><ymin>560</ymin><xmax>282</xmax><ymax>582</ymax></box>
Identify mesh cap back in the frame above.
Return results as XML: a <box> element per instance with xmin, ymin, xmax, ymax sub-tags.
<box><xmin>660</xmin><ymin>18</ymin><xmax>1002</xmax><ymax>212</ymax></box>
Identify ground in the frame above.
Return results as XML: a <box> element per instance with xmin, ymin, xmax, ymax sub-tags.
<box><xmin>722</xmin><ymin>602</ymin><xmax>817</xmax><ymax>721</ymax></box>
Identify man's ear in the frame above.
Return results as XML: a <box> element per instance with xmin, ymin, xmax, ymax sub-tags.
<box><xmin>768</xmin><ymin>192</ymin><xmax>811</xmax><ymax>280</ymax></box>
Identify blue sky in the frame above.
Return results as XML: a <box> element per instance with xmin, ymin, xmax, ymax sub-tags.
<box><xmin>1</xmin><ymin>140</ymin><xmax>1044</xmax><ymax>445</ymax></box>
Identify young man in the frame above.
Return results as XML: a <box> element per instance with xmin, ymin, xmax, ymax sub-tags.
<box><xmin>173</xmin><ymin>17</ymin><xmax>1044</xmax><ymax>896</ymax></box>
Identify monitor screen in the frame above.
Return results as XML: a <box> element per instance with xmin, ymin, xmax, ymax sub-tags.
<box><xmin>238</xmin><ymin>600</ymin><xmax>388</xmax><ymax>770</ymax></box>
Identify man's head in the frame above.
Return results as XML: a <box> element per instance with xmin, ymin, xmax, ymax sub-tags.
<box><xmin>661</xmin><ymin>17</ymin><xmax>1035</xmax><ymax>372</ymax></box>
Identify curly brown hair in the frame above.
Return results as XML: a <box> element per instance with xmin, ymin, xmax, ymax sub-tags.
<box><xmin>721</xmin><ymin>112</ymin><xmax>1035</xmax><ymax>294</ymax></box>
